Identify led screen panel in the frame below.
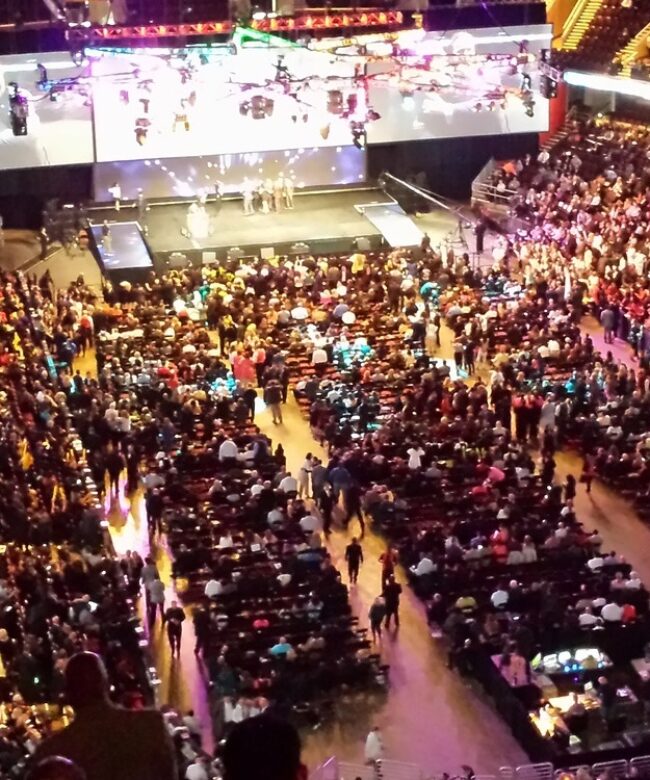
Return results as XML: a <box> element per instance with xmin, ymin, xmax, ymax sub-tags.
<box><xmin>365</xmin><ymin>24</ymin><xmax>552</xmax><ymax>144</ymax></box>
<box><xmin>0</xmin><ymin>53</ymin><xmax>94</xmax><ymax>169</ymax></box>
<box><xmin>93</xmin><ymin>145</ymin><xmax>366</xmax><ymax>201</ymax></box>
<box><xmin>91</xmin><ymin>48</ymin><xmax>359</xmax><ymax>162</ymax></box>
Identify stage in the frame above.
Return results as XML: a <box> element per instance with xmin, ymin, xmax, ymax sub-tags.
<box><xmin>88</xmin><ymin>188</ymin><xmax>473</xmax><ymax>270</ymax></box>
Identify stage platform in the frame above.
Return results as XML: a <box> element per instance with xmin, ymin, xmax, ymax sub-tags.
<box><xmin>90</xmin><ymin>221</ymin><xmax>153</xmax><ymax>273</ymax></box>
<box><xmin>88</xmin><ymin>189</ymin><xmax>468</xmax><ymax>267</ymax></box>
<box><xmin>359</xmin><ymin>202</ymin><xmax>425</xmax><ymax>248</ymax></box>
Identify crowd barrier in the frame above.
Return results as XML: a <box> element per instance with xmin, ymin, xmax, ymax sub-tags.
<box><xmin>314</xmin><ymin>756</ymin><xmax>650</xmax><ymax>780</ymax></box>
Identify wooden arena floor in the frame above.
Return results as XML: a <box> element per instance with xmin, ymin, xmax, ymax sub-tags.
<box><xmin>74</xmin><ymin>317</ymin><xmax>648</xmax><ymax>775</ymax></box>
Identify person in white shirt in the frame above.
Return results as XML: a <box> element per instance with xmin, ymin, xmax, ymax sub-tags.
<box><xmin>601</xmin><ymin>601</ymin><xmax>623</xmax><ymax>622</ymax></box>
<box><xmin>299</xmin><ymin>514</ymin><xmax>320</xmax><ymax>533</ymax></box>
<box><xmin>279</xmin><ymin>473</ymin><xmax>298</xmax><ymax>493</ymax></box>
<box><xmin>626</xmin><ymin>571</ymin><xmax>643</xmax><ymax>589</ymax></box>
<box><xmin>410</xmin><ymin>553</ymin><xmax>436</xmax><ymax>577</ymax></box>
<box><xmin>142</xmin><ymin>472</ymin><xmax>165</xmax><ymax>491</ymax></box>
<box><xmin>578</xmin><ymin>607</ymin><xmax>599</xmax><ymax>627</ymax></box>
<box><xmin>297</xmin><ymin>455</ymin><xmax>313</xmax><ymax>498</ymax></box>
<box><xmin>311</xmin><ymin>346</ymin><xmax>328</xmax><ymax>366</ymax></box>
<box><xmin>364</xmin><ymin>727</ymin><xmax>383</xmax><ymax>763</ymax></box>
<box><xmin>204</xmin><ymin>579</ymin><xmax>222</xmax><ymax>599</ymax></box>
<box><xmin>277</xmin><ymin>572</ymin><xmax>292</xmax><ymax>587</ymax></box>
<box><xmin>587</xmin><ymin>553</ymin><xmax>604</xmax><ymax>571</ymax></box>
<box><xmin>267</xmin><ymin>507</ymin><xmax>284</xmax><ymax>527</ymax></box>
<box><xmin>406</xmin><ymin>445</ymin><xmax>425</xmax><ymax>470</ymax></box>
<box><xmin>185</xmin><ymin>756</ymin><xmax>210</xmax><ymax>780</ymax></box>
<box><xmin>218</xmin><ymin>533</ymin><xmax>234</xmax><ymax>549</ymax></box>
<box><xmin>491</xmin><ymin>587</ymin><xmax>509</xmax><ymax>609</ymax></box>
<box><xmin>218</xmin><ymin>438</ymin><xmax>239</xmax><ymax>463</ymax></box>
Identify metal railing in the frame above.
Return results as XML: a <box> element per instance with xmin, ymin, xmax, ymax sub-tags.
<box><xmin>314</xmin><ymin>756</ymin><xmax>650</xmax><ymax>780</ymax></box>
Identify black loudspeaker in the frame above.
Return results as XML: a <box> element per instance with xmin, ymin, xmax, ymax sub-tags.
<box><xmin>540</xmin><ymin>75</ymin><xmax>558</xmax><ymax>99</ymax></box>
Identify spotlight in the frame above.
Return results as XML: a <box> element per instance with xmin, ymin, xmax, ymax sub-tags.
<box><xmin>320</xmin><ymin>124</ymin><xmax>330</xmax><ymax>140</ymax></box>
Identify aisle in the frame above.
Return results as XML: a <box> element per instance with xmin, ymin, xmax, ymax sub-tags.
<box><xmin>255</xmin><ymin>395</ymin><xmax>528</xmax><ymax>773</ymax></box>
<box><xmin>93</xmin><ymin>313</ymin><xmax>650</xmax><ymax>775</ymax></box>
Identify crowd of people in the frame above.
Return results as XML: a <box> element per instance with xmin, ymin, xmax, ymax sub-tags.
<box><xmin>3</xmin><ymin>104</ymin><xmax>650</xmax><ymax>777</ymax></box>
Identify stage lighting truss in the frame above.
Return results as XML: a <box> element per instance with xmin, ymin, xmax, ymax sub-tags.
<box><xmin>64</xmin><ymin>10</ymin><xmax>405</xmax><ymax>44</ymax></box>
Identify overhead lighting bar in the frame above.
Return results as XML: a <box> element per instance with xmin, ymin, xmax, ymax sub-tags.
<box><xmin>564</xmin><ymin>70</ymin><xmax>650</xmax><ymax>101</ymax></box>
<box><xmin>65</xmin><ymin>10</ymin><xmax>403</xmax><ymax>43</ymax></box>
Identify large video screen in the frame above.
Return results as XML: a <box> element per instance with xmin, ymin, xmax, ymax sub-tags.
<box><xmin>93</xmin><ymin>145</ymin><xmax>366</xmax><ymax>201</ymax></box>
<box><xmin>0</xmin><ymin>24</ymin><xmax>551</xmax><ymax>172</ymax></box>
<box><xmin>91</xmin><ymin>48</ymin><xmax>358</xmax><ymax>162</ymax></box>
<box><xmin>365</xmin><ymin>25</ymin><xmax>552</xmax><ymax>143</ymax></box>
<box><xmin>0</xmin><ymin>53</ymin><xmax>93</xmax><ymax>169</ymax></box>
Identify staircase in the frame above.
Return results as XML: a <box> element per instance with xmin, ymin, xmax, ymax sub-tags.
<box><xmin>562</xmin><ymin>0</ymin><xmax>603</xmax><ymax>50</ymax></box>
<box><xmin>616</xmin><ymin>21</ymin><xmax>650</xmax><ymax>77</ymax></box>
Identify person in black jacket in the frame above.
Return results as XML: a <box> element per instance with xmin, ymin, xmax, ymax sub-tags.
<box><xmin>383</xmin><ymin>575</ymin><xmax>402</xmax><ymax>629</ymax></box>
<box><xmin>163</xmin><ymin>600</ymin><xmax>186</xmax><ymax>658</ymax></box>
<box><xmin>345</xmin><ymin>537</ymin><xmax>364</xmax><ymax>584</ymax></box>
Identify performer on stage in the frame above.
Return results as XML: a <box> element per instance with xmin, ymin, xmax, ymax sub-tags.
<box><xmin>261</xmin><ymin>180</ymin><xmax>273</xmax><ymax>215</ymax></box>
<box><xmin>273</xmin><ymin>176</ymin><xmax>284</xmax><ymax>212</ymax></box>
<box><xmin>136</xmin><ymin>188</ymin><xmax>148</xmax><ymax>235</ymax></box>
<box><xmin>284</xmin><ymin>177</ymin><xmax>294</xmax><ymax>209</ymax></box>
<box><xmin>108</xmin><ymin>182</ymin><xmax>122</xmax><ymax>212</ymax></box>
<box><xmin>242</xmin><ymin>179</ymin><xmax>255</xmax><ymax>216</ymax></box>
<box><xmin>101</xmin><ymin>220</ymin><xmax>112</xmax><ymax>255</ymax></box>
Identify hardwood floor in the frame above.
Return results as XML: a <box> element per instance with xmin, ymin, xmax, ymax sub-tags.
<box><xmin>92</xmin><ymin>317</ymin><xmax>650</xmax><ymax>774</ymax></box>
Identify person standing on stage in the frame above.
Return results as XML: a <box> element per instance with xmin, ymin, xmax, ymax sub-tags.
<box><xmin>284</xmin><ymin>176</ymin><xmax>294</xmax><ymax>209</ymax></box>
<box><xmin>101</xmin><ymin>220</ymin><xmax>112</xmax><ymax>256</ymax></box>
<box><xmin>108</xmin><ymin>182</ymin><xmax>121</xmax><ymax>211</ymax></box>
<box><xmin>136</xmin><ymin>188</ymin><xmax>148</xmax><ymax>234</ymax></box>
<box><xmin>242</xmin><ymin>179</ymin><xmax>255</xmax><ymax>215</ymax></box>
<box><xmin>273</xmin><ymin>176</ymin><xmax>284</xmax><ymax>212</ymax></box>
<box><xmin>261</xmin><ymin>180</ymin><xmax>273</xmax><ymax>214</ymax></box>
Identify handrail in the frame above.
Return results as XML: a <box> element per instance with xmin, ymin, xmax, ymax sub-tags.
<box><xmin>559</xmin><ymin>0</ymin><xmax>590</xmax><ymax>48</ymax></box>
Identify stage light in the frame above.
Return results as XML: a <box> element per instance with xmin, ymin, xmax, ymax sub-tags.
<box><xmin>520</xmin><ymin>72</ymin><xmax>532</xmax><ymax>91</ymax></box>
<box><xmin>320</xmin><ymin>124</ymin><xmax>330</xmax><ymax>140</ymax></box>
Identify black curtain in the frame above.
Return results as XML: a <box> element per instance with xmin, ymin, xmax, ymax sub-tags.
<box><xmin>0</xmin><ymin>164</ymin><xmax>93</xmax><ymax>229</ymax></box>
<box><xmin>367</xmin><ymin>132</ymin><xmax>539</xmax><ymax>201</ymax></box>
